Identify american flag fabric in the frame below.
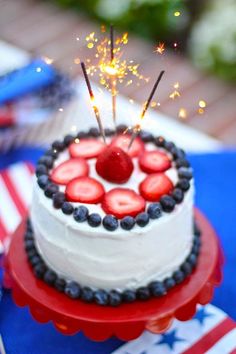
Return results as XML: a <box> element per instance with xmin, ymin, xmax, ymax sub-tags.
<box><xmin>0</xmin><ymin>162</ymin><xmax>34</xmax><ymax>253</ymax></box>
<box><xmin>112</xmin><ymin>304</ymin><xmax>236</xmax><ymax>354</ymax></box>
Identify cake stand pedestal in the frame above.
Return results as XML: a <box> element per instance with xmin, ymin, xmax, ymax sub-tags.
<box><xmin>4</xmin><ymin>209</ymin><xmax>223</xmax><ymax>341</ymax></box>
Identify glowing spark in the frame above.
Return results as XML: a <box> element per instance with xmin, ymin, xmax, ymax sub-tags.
<box><xmin>157</xmin><ymin>102</ymin><xmax>161</xmax><ymax>106</ymax></box>
<box><xmin>42</xmin><ymin>56</ymin><xmax>53</xmax><ymax>65</ymax></box>
<box><xmin>155</xmin><ymin>42</ymin><xmax>165</xmax><ymax>55</ymax></box>
<box><xmin>179</xmin><ymin>108</ymin><xmax>187</xmax><ymax>119</ymax></box>
<box><xmin>199</xmin><ymin>100</ymin><xmax>206</xmax><ymax>108</ymax></box>
<box><xmin>76</xmin><ymin>37</ymin><xmax>80</xmax><ymax>41</ymax></box>
<box><xmin>198</xmin><ymin>108</ymin><xmax>204</xmax><ymax>115</ymax></box>
<box><xmin>101</xmin><ymin>25</ymin><xmax>106</xmax><ymax>33</ymax></box>
<box><xmin>129</xmin><ymin>99</ymin><xmax>134</xmax><ymax>104</ymax></box>
<box><xmin>58</xmin><ymin>108</ymin><xmax>63</xmax><ymax>112</ymax></box>
<box><xmin>87</xmin><ymin>42</ymin><xmax>94</xmax><ymax>49</ymax></box>
<box><xmin>169</xmin><ymin>90</ymin><xmax>180</xmax><ymax>99</ymax></box>
<box><xmin>74</xmin><ymin>138</ymin><xmax>80</xmax><ymax>144</ymax></box>
<box><xmin>174</xmin><ymin>11</ymin><xmax>180</xmax><ymax>16</ymax></box>
<box><xmin>173</xmin><ymin>42</ymin><xmax>178</xmax><ymax>48</ymax></box>
<box><xmin>174</xmin><ymin>82</ymin><xmax>180</xmax><ymax>89</ymax></box>
<box><xmin>74</xmin><ymin>58</ymin><xmax>80</xmax><ymax>64</ymax></box>
<box><xmin>36</xmin><ymin>67</ymin><xmax>42</xmax><ymax>73</ymax></box>
<box><xmin>151</xmin><ymin>101</ymin><xmax>157</xmax><ymax>108</ymax></box>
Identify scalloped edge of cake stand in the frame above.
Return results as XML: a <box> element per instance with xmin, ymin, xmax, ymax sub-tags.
<box><xmin>4</xmin><ymin>208</ymin><xmax>223</xmax><ymax>341</ymax></box>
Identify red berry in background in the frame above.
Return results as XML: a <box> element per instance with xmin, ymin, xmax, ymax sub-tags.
<box><xmin>110</xmin><ymin>134</ymin><xmax>145</xmax><ymax>158</ymax></box>
<box><xmin>102</xmin><ymin>188</ymin><xmax>146</xmax><ymax>219</ymax></box>
<box><xmin>139</xmin><ymin>150</ymin><xmax>171</xmax><ymax>174</ymax></box>
<box><xmin>96</xmin><ymin>146</ymin><xmax>134</xmax><ymax>184</ymax></box>
<box><xmin>139</xmin><ymin>173</ymin><xmax>174</xmax><ymax>202</ymax></box>
<box><xmin>69</xmin><ymin>138</ymin><xmax>106</xmax><ymax>159</ymax></box>
<box><xmin>65</xmin><ymin>176</ymin><xmax>105</xmax><ymax>203</ymax></box>
<box><xmin>50</xmin><ymin>158</ymin><xmax>89</xmax><ymax>185</ymax></box>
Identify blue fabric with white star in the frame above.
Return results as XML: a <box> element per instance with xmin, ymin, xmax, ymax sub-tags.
<box><xmin>0</xmin><ymin>147</ymin><xmax>236</xmax><ymax>354</ymax></box>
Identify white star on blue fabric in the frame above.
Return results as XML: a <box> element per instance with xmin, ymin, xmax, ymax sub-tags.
<box><xmin>156</xmin><ymin>329</ymin><xmax>185</xmax><ymax>350</ymax></box>
<box><xmin>193</xmin><ymin>307</ymin><xmax>214</xmax><ymax>325</ymax></box>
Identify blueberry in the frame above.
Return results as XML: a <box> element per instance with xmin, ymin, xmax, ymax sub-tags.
<box><xmin>164</xmin><ymin>141</ymin><xmax>175</xmax><ymax>151</ymax></box>
<box><xmin>187</xmin><ymin>253</ymin><xmax>197</xmax><ymax>267</ymax></box>
<box><xmin>136</xmin><ymin>287</ymin><xmax>151</xmax><ymax>300</ymax></box>
<box><xmin>25</xmin><ymin>240</ymin><xmax>35</xmax><ymax>251</ymax></box>
<box><xmin>194</xmin><ymin>237</ymin><xmax>201</xmax><ymax>248</ymax></box>
<box><xmin>53</xmin><ymin>192</ymin><xmax>65</xmax><ymax>209</ymax></box>
<box><xmin>54</xmin><ymin>278</ymin><xmax>66</xmax><ymax>292</ymax></box>
<box><xmin>139</xmin><ymin>131</ymin><xmax>154</xmax><ymax>143</ymax></box>
<box><xmin>25</xmin><ymin>231</ymin><xmax>33</xmax><ymax>241</ymax></box>
<box><xmin>122</xmin><ymin>289</ymin><xmax>136</xmax><ymax>303</ymax></box>
<box><xmin>178</xmin><ymin>167</ymin><xmax>193</xmax><ymax>180</ymax></box>
<box><xmin>176</xmin><ymin>158</ymin><xmax>190</xmax><ymax>168</ymax></box>
<box><xmin>176</xmin><ymin>178</ymin><xmax>190</xmax><ymax>191</ymax></box>
<box><xmin>26</xmin><ymin>219</ymin><xmax>32</xmax><ymax>230</ymax></box>
<box><xmin>116</xmin><ymin>124</ymin><xmax>128</xmax><ymax>134</ymax></box>
<box><xmin>147</xmin><ymin>203</ymin><xmax>162</xmax><ymax>219</ymax></box>
<box><xmin>38</xmin><ymin>155</ymin><xmax>54</xmax><ymax>169</ymax></box>
<box><xmin>173</xmin><ymin>270</ymin><xmax>185</xmax><ymax>284</ymax></box>
<box><xmin>104</xmin><ymin>128</ymin><xmax>115</xmax><ymax>136</ymax></box>
<box><xmin>164</xmin><ymin>277</ymin><xmax>176</xmax><ymax>290</ymax></box>
<box><xmin>61</xmin><ymin>202</ymin><xmax>74</xmax><ymax>215</ymax></box>
<box><xmin>77</xmin><ymin>131</ymin><xmax>87</xmax><ymax>139</ymax></box>
<box><xmin>28</xmin><ymin>251</ymin><xmax>40</xmax><ymax>264</ymax></box>
<box><xmin>34</xmin><ymin>263</ymin><xmax>47</xmax><ymax>279</ymax></box>
<box><xmin>181</xmin><ymin>261</ymin><xmax>192</xmax><ymax>276</ymax></box>
<box><xmin>81</xmin><ymin>287</ymin><xmax>94</xmax><ymax>302</ymax></box>
<box><xmin>194</xmin><ymin>222</ymin><xmax>201</xmax><ymax>236</ymax></box>
<box><xmin>103</xmin><ymin>215</ymin><xmax>118</xmax><ymax>231</ymax></box>
<box><xmin>73</xmin><ymin>206</ymin><xmax>89</xmax><ymax>222</ymax></box>
<box><xmin>154</xmin><ymin>136</ymin><xmax>165</xmax><ymax>147</ymax></box>
<box><xmin>109</xmin><ymin>290</ymin><xmax>122</xmax><ymax>307</ymax></box>
<box><xmin>37</xmin><ymin>175</ymin><xmax>49</xmax><ymax>189</ymax></box>
<box><xmin>171</xmin><ymin>188</ymin><xmax>184</xmax><ymax>204</ymax></box>
<box><xmin>149</xmin><ymin>281</ymin><xmax>166</xmax><ymax>297</ymax></box>
<box><xmin>65</xmin><ymin>281</ymin><xmax>81</xmax><ymax>299</ymax></box>
<box><xmin>44</xmin><ymin>270</ymin><xmax>57</xmax><ymax>286</ymax></box>
<box><xmin>87</xmin><ymin>213</ymin><xmax>102</xmax><ymax>227</ymax></box>
<box><xmin>45</xmin><ymin>148</ymin><xmax>58</xmax><ymax>158</ymax></box>
<box><xmin>192</xmin><ymin>243</ymin><xmax>200</xmax><ymax>256</ymax></box>
<box><xmin>44</xmin><ymin>184</ymin><xmax>59</xmax><ymax>198</ymax></box>
<box><xmin>94</xmin><ymin>289</ymin><xmax>109</xmax><ymax>306</ymax></box>
<box><xmin>26</xmin><ymin>248</ymin><xmax>37</xmax><ymax>259</ymax></box>
<box><xmin>170</xmin><ymin>147</ymin><xmax>185</xmax><ymax>160</ymax></box>
<box><xmin>89</xmin><ymin>127</ymin><xmax>100</xmax><ymax>137</ymax></box>
<box><xmin>36</xmin><ymin>164</ymin><xmax>48</xmax><ymax>177</ymax></box>
<box><xmin>120</xmin><ymin>216</ymin><xmax>135</xmax><ymax>230</ymax></box>
<box><xmin>136</xmin><ymin>212</ymin><xmax>149</xmax><ymax>227</ymax></box>
<box><xmin>63</xmin><ymin>134</ymin><xmax>75</xmax><ymax>146</ymax></box>
<box><xmin>52</xmin><ymin>140</ymin><xmax>64</xmax><ymax>151</ymax></box>
<box><xmin>160</xmin><ymin>195</ymin><xmax>176</xmax><ymax>212</ymax></box>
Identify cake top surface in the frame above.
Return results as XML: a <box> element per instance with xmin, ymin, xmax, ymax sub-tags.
<box><xmin>35</xmin><ymin>125</ymin><xmax>193</xmax><ymax>232</ymax></box>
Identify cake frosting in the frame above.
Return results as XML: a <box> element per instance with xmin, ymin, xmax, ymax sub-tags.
<box><xmin>30</xmin><ymin>129</ymin><xmax>195</xmax><ymax>292</ymax></box>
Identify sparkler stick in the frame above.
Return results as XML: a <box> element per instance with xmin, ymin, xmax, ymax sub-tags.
<box><xmin>128</xmin><ymin>70</ymin><xmax>165</xmax><ymax>149</ymax></box>
<box><xmin>81</xmin><ymin>62</ymin><xmax>106</xmax><ymax>144</ymax></box>
<box><xmin>110</xmin><ymin>25</ymin><xmax>117</xmax><ymax>127</ymax></box>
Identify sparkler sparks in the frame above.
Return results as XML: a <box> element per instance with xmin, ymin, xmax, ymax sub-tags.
<box><xmin>169</xmin><ymin>82</ymin><xmax>180</xmax><ymax>99</ymax></box>
<box><xmin>179</xmin><ymin>108</ymin><xmax>187</xmax><ymax>120</ymax></box>
<box><xmin>174</xmin><ymin>11</ymin><xmax>181</xmax><ymax>17</ymax></box>
<box><xmin>155</xmin><ymin>42</ymin><xmax>165</xmax><ymax>55</ymax></box>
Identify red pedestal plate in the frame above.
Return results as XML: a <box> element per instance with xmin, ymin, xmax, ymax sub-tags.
<box><xmin>4</xmin><ymin>209</ymin><xmax>223</xmax><ymax>341</ymax></box>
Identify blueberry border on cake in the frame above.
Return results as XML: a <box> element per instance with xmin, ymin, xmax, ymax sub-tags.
<box><xmin>25</xmin><ymin>219</ymin><xmax>201</xmax><ymax>307</ymax></box>
<box><xmin>36</xmin><ymin>125</ymin><xmax>193</xmax><ymax>231</ymax></box>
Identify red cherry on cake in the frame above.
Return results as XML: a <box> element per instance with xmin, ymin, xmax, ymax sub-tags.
<box><xmin>96</xmin><ymin>146</ymin><xmax>134</xmax><ymax>184</ymax></box>
<box><xmin>69</xmin><ymin>138</ymin><xmax>106</xmax><ymax>159</ymax></box>
<box><xmin>102</xmin><ymin>188</ymin><xmax>146</xmax><ymax>218</ymax></box>
<box><xmin>65</xmin><ymin>176</ymin><xmax>105</xmax><ymax>203</ymax></box>
<box><xmin>139</xmin><ymin>150</ymin><xmax>171</xmax><ymax>174</ymax></box>
<box><xmin>50</xmin><ymin>158</ymin><xmax>89</xmax><ymax>185</ymax></box>
<box><xmin>139</xmin><ymin>173</ymin><xmax>174</xmax><ymax>202</ymax></box>
<box><xmin>110</xmin><ymin>134</ymin><xmax>144</xmax><ymax>157</ymax></box>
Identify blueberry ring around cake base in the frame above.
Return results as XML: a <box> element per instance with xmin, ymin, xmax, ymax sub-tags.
<box><xmin>24</xmin><ymin>218</ymin><xmax>201</xmax><ymax>307</ymax></box>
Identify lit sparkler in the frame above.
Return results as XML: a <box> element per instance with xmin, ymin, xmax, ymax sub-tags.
<box><xmin>110</xmin><ymin>25</ymin><xmax>117</xmax><ymax>127</ymax></box>
<box><xmin>80</xmin><ymin>62</ymin><xmax>106</xmax><ymax>143</ymax></box>
<box><xmin>128</xmin><ymin>70</ymin><xmax>165</xmax><ymax>149</ymax></box>
<box><xmin>155</xmin><ymin>42</ymin><xmax>165</xmax><ymax>55</ymax></box>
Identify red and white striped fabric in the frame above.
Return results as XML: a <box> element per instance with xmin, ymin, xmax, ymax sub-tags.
<box><xmin>112</xmin><ymin>304</ymin><xmax>236</xmax><ymax>354</ymax></box>
<box><xmin>0</xmin><ymin>162</ymin><xmax>34</xmax><ymax>253</ymax></box>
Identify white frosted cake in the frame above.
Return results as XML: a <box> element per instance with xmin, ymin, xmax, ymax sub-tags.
<box><xmin>25</xmin><ymin>125</ymin><xmax>200</xmax><ymax>306</ymax></box>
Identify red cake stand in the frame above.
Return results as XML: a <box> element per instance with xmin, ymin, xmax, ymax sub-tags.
<box><xmin>4</xmin><ymin>209</ymin><xmax>223</xmax><ymax>342</ymax></box>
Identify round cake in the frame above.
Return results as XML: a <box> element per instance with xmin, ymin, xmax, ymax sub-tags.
<box><xmin>25</xmin><ymin>124</ymin><xmax>201</xmax><ymax>306</ymax></box>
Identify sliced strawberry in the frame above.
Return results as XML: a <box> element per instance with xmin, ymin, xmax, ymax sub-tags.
<box><xmin>110</xmin><ymin>134</ymin><xmax>145</xmax><ymax>158</ymax></box>
<box><xmin>139</xmin><ymin>173</ymin><xmax>174</xmax><ymax>202</ymax></box>
<box><xmin>139</xmin><ymin>150</ymin><xmax>171</xmax><ymax>173</ymax></box>
<box><xmin>65</xmin><ymin>176</ymin><xmax>105</xmax><ymax>203</ymax></box>
<box><xmin>69</xmin><ymin>138</ymin><xmax>106</xmax><ymax>159</ymax></box>
<box><xmin>50</xmin><ymin>158</ymin><xmax>89</xmax><ymax>185</ymax></box>
<box><xmin>96</xmin><ymin>146</ymin><xmax>134</xmax><ymax>184</ymax></box>
<box><xmin>102</xmin><ymin>188</ymin><xmax>145</xmax><ymax>219</ymax></box>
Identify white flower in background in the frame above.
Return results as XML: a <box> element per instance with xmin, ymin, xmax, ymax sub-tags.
<box><xmin>96</xmin><ymin>0</ymin><xmax>131</xmax><ymax>20</ymax></box>
<box><xmin>189</xmin><ymin>0</ymin><xmax>236</xmax><ymax>70</ymax></box>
